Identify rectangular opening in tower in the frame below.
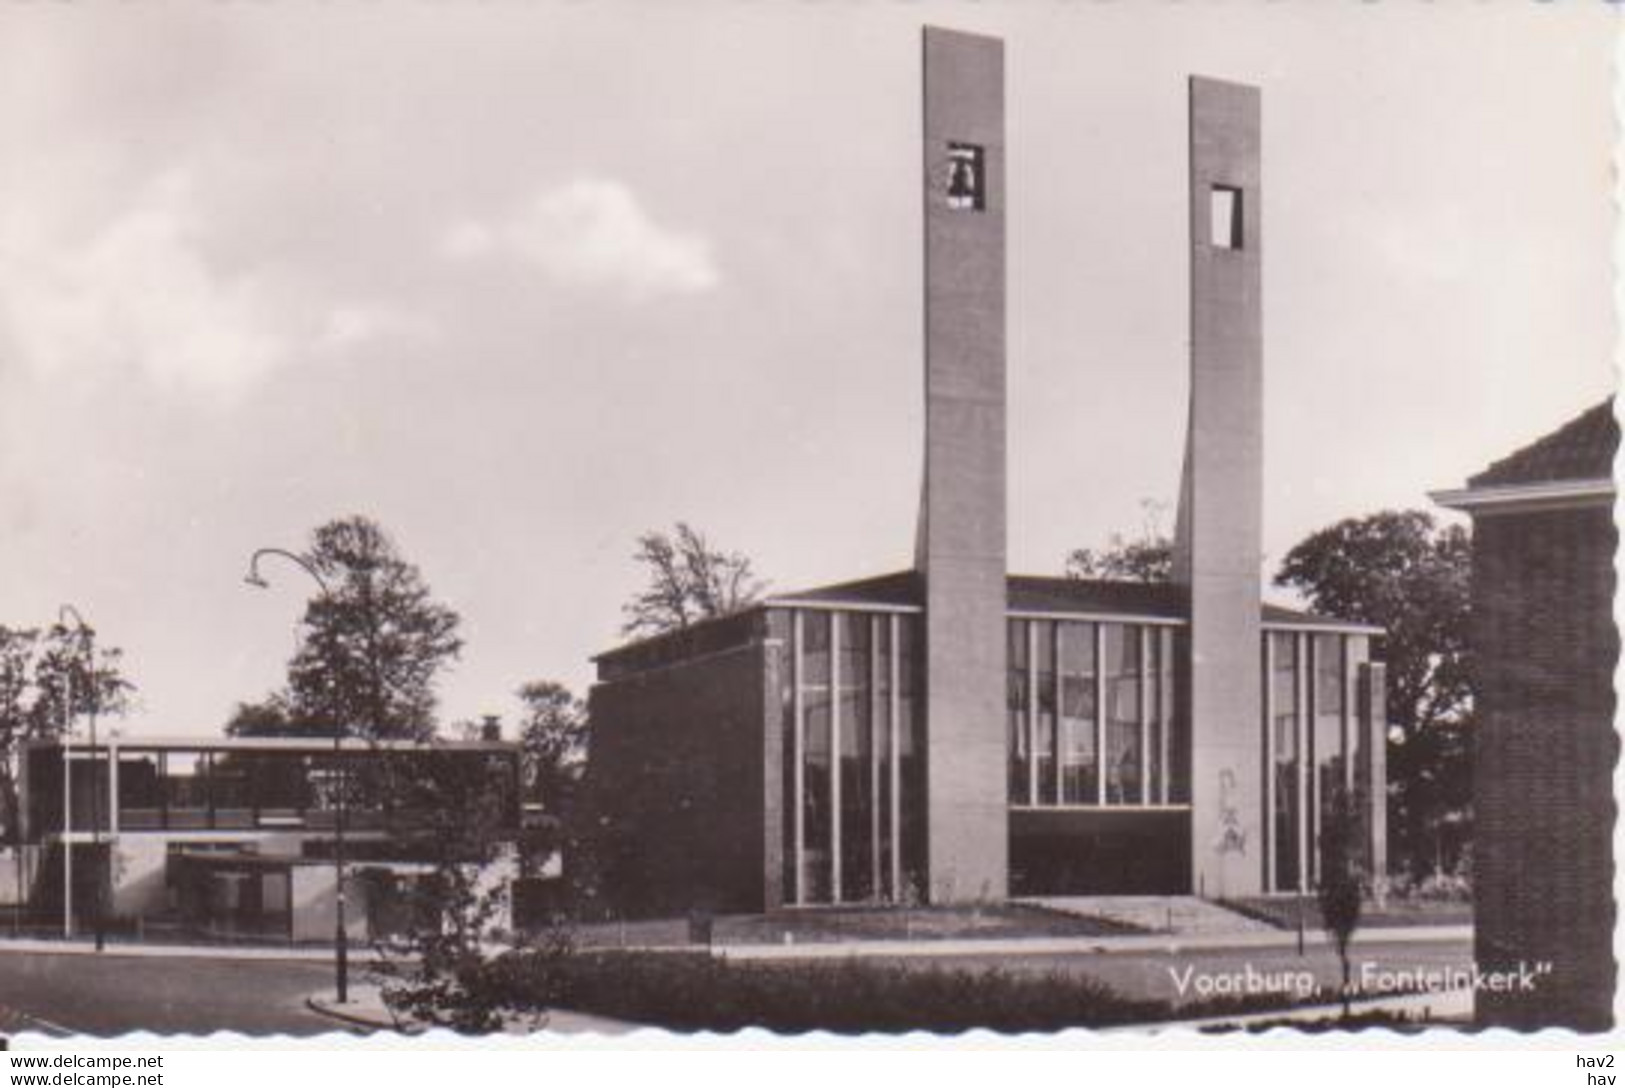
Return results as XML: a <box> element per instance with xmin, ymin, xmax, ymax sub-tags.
<box><xmin>947</xmin><ymin>143</ymin><xmax>986</xmax><ymax>211</ymax></box>
<box><xmin>1210</xmin><ymin>185</ymin><xmax>1243</xmax><ymax>249</ymax></box>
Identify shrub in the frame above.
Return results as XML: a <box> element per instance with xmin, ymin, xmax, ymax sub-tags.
<box><xmin>534</xmin><ymin>952</ymin><xmax>1157</xmax><ymax>1033</ymax></box>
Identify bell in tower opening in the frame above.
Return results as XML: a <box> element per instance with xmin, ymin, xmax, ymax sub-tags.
<box><xmin>947</xmin><ymin>142</ymin><xmax>985</xmax><ymax>211</ymax></box>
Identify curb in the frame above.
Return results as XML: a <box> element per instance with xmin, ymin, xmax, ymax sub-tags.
<box><xmin>305</xmin><ymin>995</ymin><xmax>411</xmax><ymax>1034</ymax></box>
<box><xmin>0</xmin><ymin>925</ymin><xmax>1472</xmax><ymax>965</ymax></box>
<box><xmin>0</xmin><ymin>939</ymin><xmax>388</xmax><ymax>963</ymax></box>
<box><xmin>707</xmin><ymin>925</ymin><xmax>1474</xmax><ymax>962</ymax></box>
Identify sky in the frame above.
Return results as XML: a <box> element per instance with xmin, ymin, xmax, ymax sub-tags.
<box><xmin>0</xmin><ymin>3</ymin><xmax>1614</xmax><ymax>741</ymax></box>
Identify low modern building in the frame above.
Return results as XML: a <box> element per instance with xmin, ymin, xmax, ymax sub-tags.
<box><xmin>14</xmin><ymin>735</ymin><xmax>521</xmax><ymax>942</ymax></box>
<box><xmin>579</xmin><ymin>27</ymin><xmax>1387</xmax><ymax>916</ymax></box>
<box><xmin>586</xmin><ymin>573</ymin><xmax>1383</xmax><ymax>914</ymax></box>
<box><xmin>1433</xmin><ymin>398</ymin><xmax>1618</xmax><ymax>1031</ymax></box>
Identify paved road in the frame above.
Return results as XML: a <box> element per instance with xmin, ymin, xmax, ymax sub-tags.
<box><xmin>0</xmin><ymin>951</ymin><xmax>357</xmax><ymax>1037</ymax></box>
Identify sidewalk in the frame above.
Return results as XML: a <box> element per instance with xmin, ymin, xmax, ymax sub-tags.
<box><xmin>0</xmin><ymin>937</ymin><xmax>385</xmax><ymax>962</ymax></box>
<box><xmin>306</xmin><ymin>984</ymin><xmax>638</xmax><ymax>1036</ymax></box>
<box><xmin>709</xmin><ymin>924</ymin><xmax>1473</xmax><ymax>962</ymax></box>
<box><xmin>0</xmin><ymin>923</ymin><xmax>1472</xmax><ymax>964</ymax></box>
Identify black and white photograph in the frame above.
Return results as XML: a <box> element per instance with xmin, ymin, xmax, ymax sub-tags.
<box><xmin>0</xmin><ymin>0</ymin><xmax>1614</xmax><ymax>1049</ymax></box>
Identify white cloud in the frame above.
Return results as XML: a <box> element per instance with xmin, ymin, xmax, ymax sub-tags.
<box><xmin>312</xmin><ymin>303</ymin><xmax>420</xmax><ymax>355</ymax></box>
<box><xmin>0</xmin><ymin>169</ymin><xmax>286</xmax><ymax>401</ymax></box>
<box><xmin>443</xmin><ymin>178</ymin><xmax>719</xmax><ymax>300</ymax></box>
<box><xmin>0</xmin><ymin>168</ymin><xmax>420</xmax><ymax>402</ymax></box>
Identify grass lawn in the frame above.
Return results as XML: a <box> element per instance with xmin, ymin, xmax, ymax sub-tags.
<box><xmin>1221</xmin><ymin>895</ymin><xmax>1472</xmax><ymax>931</ymax></box>
<box><xmin>572</xmin><ymin>903</ymin><xmax>1144</xmax><ymax>949</ymax></box>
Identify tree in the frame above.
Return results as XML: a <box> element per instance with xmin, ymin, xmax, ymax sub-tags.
<box><xmin>512</xmin><ymin>681</ymin><xmax>588</xmax><ymax>873</ymax></box>
<box><xmin>372</xmin><ymin>747</ymin><xmax>570</xmax><ymax>1032</ymax></box>
<box><xmin>0</xmin><ymin>621</ymin><xmax>134</xmax><ymax>862</ymax></box>
<box><xmin>1274</xmin><ymin>510</ymin><xmax>1470</xmax><ymax>738</ymax></box>
<box><xmin>515</xmin><ymin>681</ymin><xmax>588</xmax><ymax>811</ymax></box>
<box><xmin>621</xmin><ymin>522</ymin><xmax>765</xmax><ymax>638</ymax></box>
<box><xmin>0</xmin><ymin>627</ymin><xmax>38</xmax><ymax>861</ymax></box>
<box><xmin>1065</xmin><ymin>501</ymin><xmax>1173</xmax><ymax>583</ymax></box>
<box><xmin>29</xmin><ymin>622</ymin><xmax>135</xmax><ymax>737</ymax></box>
<box><xmin>223</xmin><ymin>696</ymin><xmax>309</xmax><ymax>738</ymax></box>
<box><xmin>1274</xmin><ymin>509</ymin><xmax>1473</xmax><ymax>880</ymax></box>
<box><xmin>1318</xmin><ymin>784</ymin><xmax>1365</xmax><ymax>1017</ymax></box>
<box><xmin>282</xmin><ymin>516</ymin><xmax>464</xmax><ymax>741</ymax></box>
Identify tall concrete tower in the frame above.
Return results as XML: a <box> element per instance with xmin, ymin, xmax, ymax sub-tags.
<box><xmin>914</xmin><ymin>26</ymin><xmax>1008</xmax><ymax>902</ymax></box>
<box><xmin>1173</xmin><ymin>76</ymin><xmax>1264</xmax><ymax>898</ymax></box>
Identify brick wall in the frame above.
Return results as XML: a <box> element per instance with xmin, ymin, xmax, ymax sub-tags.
<box><xmin>1472</xmin><ymin>504</ymin><xmax>1618</xmax><ymax>1030</ymax></box>
<box><xmin>577</xmin><ymin>640</ymin><xmax>774</xmax><ymax>919</ymax></box>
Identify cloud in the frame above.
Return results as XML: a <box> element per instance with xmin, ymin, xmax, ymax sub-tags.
<box><xmin>0</xmin><ymin>168</ymin><xmax>420</xmax><ymax>402</ymax></box>
<box><xmin>443</xmin><ymin>178</ymin><xmax>718</xmax><ymax>300</ymax></box>
<box><xmin>0</xmin><ymin>169</ymin><xmax>286</xmax><ymax>400</ymax></box>
<box><xmin>312</xmin><ymin>303</ymin><xmax>420</xmax><ymax>356</ymax></box>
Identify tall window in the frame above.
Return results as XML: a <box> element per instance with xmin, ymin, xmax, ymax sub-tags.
<box><xmin>1008</xmin><ymin>620</ymin><xmax>1030</xmax><ymax>804</ymax></box>
<box><xmin>1313</xmin><ymin>633</ymin><xmax>1347</xmax><ymax>883</ymax></box>
<box><xmin>1271</xmin><ymin>632</ymin><xmax>1301</xmax><ymax>892</ymax></box>
<box><xmin>800</xmin><ymin>613</ymin><xmax>832</xmax><ymax>903</ymax></box>
<box><xmin>1104</xmin><ymin>626</ymin><xmax>1143</xmax><ymax>804</ymax></box>
<box><xmin>1010</xmin><ymin>620</ymin><xmax>1183</xmax><ymax>809</ymax></box>
<box><xmin>782</xmin><ymin>607</ymin><xmax>924</xmax><ymax>905</ymax></box>
<box><xmin>1034</xmin><ymin>622</ymin><xmax>1058</xmax><ymax>805</ymax></box>
<box><xmin>1058</xmin><ymin>622</ymin><xmax>1097</xmax><ymax>804</ymax></box>
<box><xmin>837</xmin><ymin>613</ymin><xmax>873</xmax><ymax>901</ymax></box>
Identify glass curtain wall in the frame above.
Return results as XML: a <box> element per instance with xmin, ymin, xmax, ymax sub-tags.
<box><xmin>1009</xmin><ymin>619</ymin><xmax>1184</xmax><ymax>809</ymax></box>
<box><xmin>1269</xmin><ymin>632</ymin><xmax>1301</xmax><ymax>892</ymax></box>
<box><xmin>1264</xmin><ymin>630</ymin><xmax>1349</xmax><ymax>892</ymax></box>
<box><xmin>1008</xmin><ymin>621</ymin><xmax>1029</xmax><ymax>802</ymax></box>
<box><xmin>1311</xmin><ymin>633</ymin><xmax>1347</xmax><ymax>885</ymax></box>
<box><xmin>782</xmin><ymin>607</ymin><xmax>923</xmax><ymax>905</ymax></box>
<box><xmin>1104</xmin><ymin>627</ymin><xmax>1142</xmax><ymax>804</ymax></box>
<box><xmin>1059</xmin><ymin>623</ymin><xmax>1097</xmax><ymax>803</ymax></box>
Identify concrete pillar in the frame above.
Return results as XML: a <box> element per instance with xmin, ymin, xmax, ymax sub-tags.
<box><xmin>915</xmin><ymin>26</ymin><xmax>1008</xmax><ymax>903</ymax></box>
<box><xmin>1175</xmin><ymin>76</ymin><xmax>1264</xmax><ymax>898</ymax></box>
<box><xmin>1357</xmin><ymin>661</ymin><xmax>1388</xmax><ymax>883</ymax></box>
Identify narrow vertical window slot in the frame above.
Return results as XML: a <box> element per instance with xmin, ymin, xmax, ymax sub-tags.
<box><xmin>1210</xmin><ymin>184</ymin><xmax>1243</xmax><ymax>249</ymax></box>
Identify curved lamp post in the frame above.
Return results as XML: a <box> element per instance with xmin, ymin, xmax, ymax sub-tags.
<box><xmin>243</xmin><ymin>547</ymin><xmax>349</xmax><ymax>1004</ymax></box>
<box><xmin>58</xmin><ymin>604</ymin><xmax>104</xmax><ymax>953</ymax></box>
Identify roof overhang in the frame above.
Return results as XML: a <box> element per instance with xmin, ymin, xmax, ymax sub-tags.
<box><xmin>1430</xmin><ymin>477</ymin><xmax>1615</xmax><ymax>517</ymax></box>
<box><xmin>27</xmin><ymin>735</ymin><xmax>517</xmax><ymax>754</ymax></box>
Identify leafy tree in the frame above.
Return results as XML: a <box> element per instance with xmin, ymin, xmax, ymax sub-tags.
<box><xmin>511</xmin><ymin>681</ymin><xmax>588</xmax><ymax>876</ymax></box>
<box><xmin>0</xmin><ymin>621</ymin><xmax>133</xmax><ymax>859</ymax></box>
<box><xmin>1065</xmin><ymin>501</ymin><xmax>1172</xmax><ymax>583</ymax></box>
<box><xmin>222</xmin><ymin>696</ymin><xmax>314</xmax><ymax>738</ymax></box>
<box><xmin>282</xmin><ymin>516</ymin><xmax>464</xmax><ymax>741</ymax></box>
<box><xmin>621</xmin><ymin>522</ymin><xmax>765</xmax><ymax>638</ymax></box>
<box><xmin>29</xmin><ymin>622</ymin><xmax>135</xmax><ymax>737</ymax></box>
<box><xmin>516</xmin><ymin>681</ymin><xmax>588</xmax><ymax>812</ymax></box>
<box><xmin>1274</xmin><ymin>510</ymin><xmax>1470</xmax><ymax>738</ymax></box>
<box><xmin>1318</xmin><ymin>785</ymin><xmax>1365</xmax><ymax>1017</ymax></box>
<box><xmin>1274</xmin><ymin>509</ymin><xmax>1473</xmax><ymax>880</ymax></box>
<box><xmin>0</xmin><ymin>627</ymin><xmax>38</xmax><ymax>859</ymax></box>
<box><xmin>373</xmin><ymin>748</ymin><xmax>570</xmax><ymax>1032</ymax></box>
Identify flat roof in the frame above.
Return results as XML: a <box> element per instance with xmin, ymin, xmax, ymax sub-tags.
<box><xmin>26</xmin><ymin>735</ymin><xmax>517</xmax><ymax>754</ymax></box>
<box><xmin>770</xmin><ymin>570</ymin><xmax>1375</xmax><ymax>631</ymax></box>
<box><xmin>596</xmin><ymin>568</ymin><xmax>1380</xmax><ymax>663</ymax></box>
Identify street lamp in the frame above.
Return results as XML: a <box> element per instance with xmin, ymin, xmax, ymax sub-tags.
<box><xmin>58</xmin><ymin>604</ymin><xmax>103</xmax><ymax>953</ymax></box>
<box><xmin>243</xmin><ymin>547</ymin><xmax>350</xmax><ymax>1005</ymax></box>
